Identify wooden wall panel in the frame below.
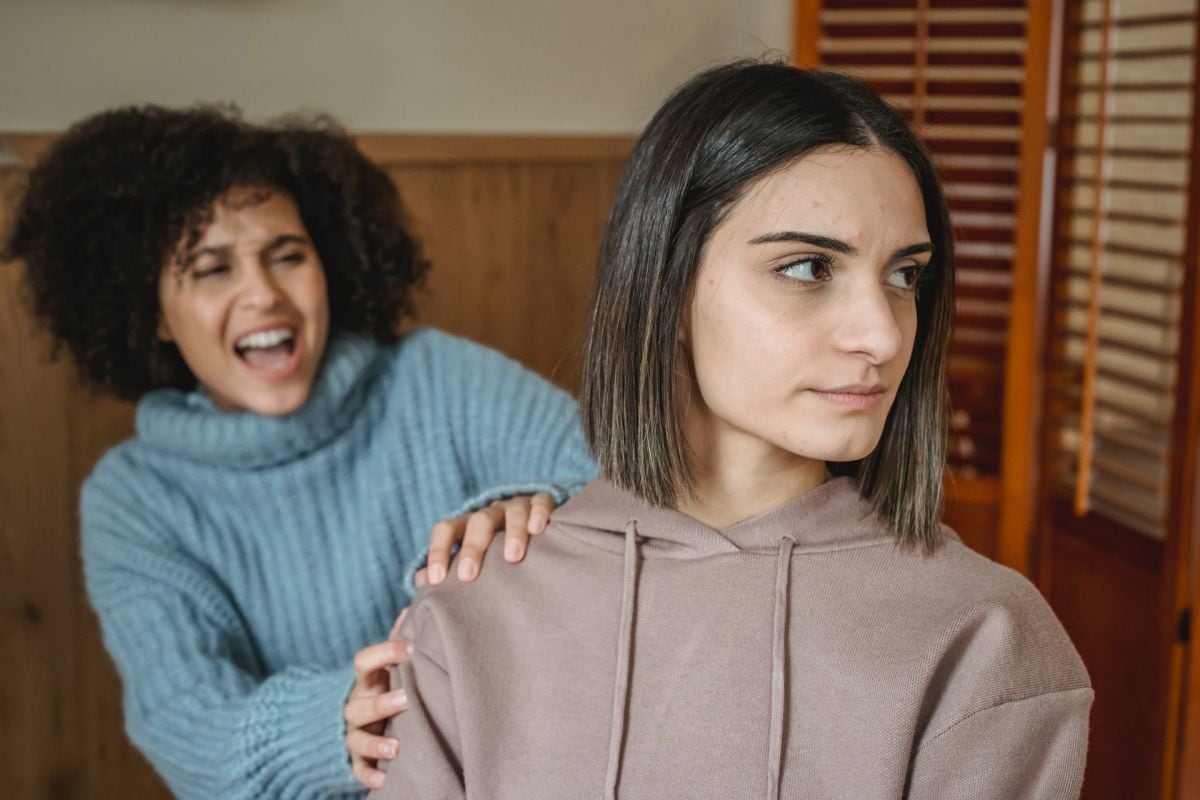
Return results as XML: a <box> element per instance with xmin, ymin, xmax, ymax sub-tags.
<box><xmin>942</xmin><ymin>474</ymin><xmax>1000</xmax><ymax>556</ymax></box>
<box><xmin>0</xmin><ymin>134</ymin><xmax>629</xmax><ymax>799</ymax></box>
<box><xmin>386</xmin><ymin>159</ymin><xmax>624</xmax><ymax>392</ymax></box>
<box><xmin>0</xmin><ymin>166</ymin><xmax>87</xmax><ymax>797</ymax></box>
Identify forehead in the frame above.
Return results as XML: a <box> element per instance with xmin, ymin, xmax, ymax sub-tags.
<box><xmin>194</xmin><ymin>187</ymin><xmax>305</xmax><ymax>247</ymax></box>
<box><xmin>723</xmin><ymin>146</ymin><xmax>930</xmax><ymax>247</ymax></box>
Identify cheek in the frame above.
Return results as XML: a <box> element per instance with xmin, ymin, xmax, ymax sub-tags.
<box><xmin>160</xmin><ymin>294</ymin><xmax>219</xmax><ymax>345</ymax></box>
<box><xmin>894</xmin><ymin>307</ymin><xmax>920</xmax><ymax>373</ymax></box>
<box><xmin>301</xmin><ymin>267</ymin><xmax>330</xmax><ymax>319</ymax></box>
<box><xmin>690</xmin><ymin>291</ymin><xmax>817</xmax><ymax>411</ymax></box>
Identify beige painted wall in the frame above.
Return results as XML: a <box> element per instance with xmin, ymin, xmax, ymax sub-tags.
<box><xmin>0</xmin><ymin>0</ymin><xmax>791</xmax><ymax>132</ymax></box>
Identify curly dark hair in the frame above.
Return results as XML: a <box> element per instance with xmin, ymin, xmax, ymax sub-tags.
<box><xmin>3</xmin><ymin>104</ymin><xmax>430</xmax><ymax>400</ymax></box>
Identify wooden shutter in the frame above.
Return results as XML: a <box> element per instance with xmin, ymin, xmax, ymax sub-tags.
<box><xmin>814</xmin><ymin>0</ymin><xmax>1030</xmax><ymax>480</ymax></box>
<box><xmin>1045</xmin><ymin>0</ymin><xmax>1197</xmax><ymax>540</ymax></box>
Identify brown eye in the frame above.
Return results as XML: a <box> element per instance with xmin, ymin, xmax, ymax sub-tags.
<box><xmin>886</xmin><ymin>263</ymin><xmax>927</xmax><ymax>291</ymax></box>
<box><xmin>776</xmin><ymin>254</ymin><xmax>834</xmax><ymax>282</ymax></box>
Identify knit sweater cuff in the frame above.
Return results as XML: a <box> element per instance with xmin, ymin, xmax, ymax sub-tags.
<box><xmin>402</xmin><ymin>480</ymin><xmax>577</xmax><ymax>596</ymax></box>
<box><xmin>237</xmin><ymin>664</ymin><xmax>361</xmax><ymax>797</ymax></box>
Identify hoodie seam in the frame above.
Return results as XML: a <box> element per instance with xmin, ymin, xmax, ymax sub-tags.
<box><xmin>554</xmin><ymin>525</ymin><xmax>896</xmax><ymax>559</ymax></box>
<box><xmin>922</xmin><ymin>685</ymin><xmax>1094</xmax><ymax>745</ymax></box>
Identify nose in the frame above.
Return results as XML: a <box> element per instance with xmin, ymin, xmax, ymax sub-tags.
<box><xmin>830</xmin><ymin>285</ymin><xmax>905</xmax><ymax>365</ymax></box>
<box><xmin>236</xmin><ymin>262</ymin><xmax>283</xmax><ymax>311</ymax></box>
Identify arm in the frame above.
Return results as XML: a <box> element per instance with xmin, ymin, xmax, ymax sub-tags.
<box><xmin>403</xmin><ymin>333</ymin><xmax>598</xmax><ymax>590</ymax></box>
<box><xmin>369</xmin><ymin>607</ymin><xmax>465</xmax><ymax>800</ymax></box>
<box><xmin>82</xmin><ymin>486</ymin><xmax>361</xmax><ymax>800</ymax></box>
<box><xmin>906</xmin><ymin>688</ymin><xmax>1093</xmax><ymax>800</ymax></box>
<box><xmin>442</xmin><ymin>334</ymin><xmax>597</xmax><ymax>507</ymax></box>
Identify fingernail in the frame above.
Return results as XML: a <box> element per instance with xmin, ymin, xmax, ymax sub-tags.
<box><xmin>505</xmin><ymin>538</ymin><xmax>524</xmax><ymax>562</ymax></box>
<box><xmin>428</xmin><ymin>564</ymin><xmax>446</xmax><ymax>585</ymax></box>
<box><xmin>389</xmin><ymin>690</ymin><xmax>408</xmax><ymax>709</ymax></box>
<box><xmin>383</xmin><ymin>740</ymin><xmax>399</xmax><ymax>758</ymax></box>
<box><xmin>406</xmin><ymin>641</ymin><xmax>414</xmax><ymax>655</ymax></box>
<box><xmin>414</xmin><ymin>570</ymin><xmax>428</xmax><ymax>588</ymax></box>
<box><xmin>458</xmin><ymin>558</ymin><xmax>478</xmax><ymax>581</ymax></box>
<box><xmin>370</xmin><ymin>771</ymin><xmax>385</xmax><ymax>788</ymax></box>
<box><xmin>530</xmin><ymin>515</ymin><xmax>546</xmax><ymax>535</ymax></box>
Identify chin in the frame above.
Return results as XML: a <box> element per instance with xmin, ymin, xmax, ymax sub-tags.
<box><xmin>799</xmin><ymin>427</ymin><xmax>886</xmax><ymax>463</ymax></box>
<box><xmin>242</xmin><ymin>386</ymin><xmax>313</xmax><ymax>418</ymax></box>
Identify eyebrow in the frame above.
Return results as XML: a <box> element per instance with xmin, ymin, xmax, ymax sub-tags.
<box><xmin>748</xmin><ymin>230</ymin><xmax>935</xmax><ymax>261</ymax></box>
<box><xmin>184</xmin><ymin>234</ymin><xmax>311</xmax><ymax>265</ymax></box>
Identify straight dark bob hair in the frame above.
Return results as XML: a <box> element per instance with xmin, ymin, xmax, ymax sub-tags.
<box><xmin>580</xmin><ymin>61</ymin><xmax>955</xmax><ymax>551</ymax></box>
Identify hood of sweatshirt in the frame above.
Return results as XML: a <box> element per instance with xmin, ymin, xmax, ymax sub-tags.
<box><xmin>550</xmin><ymin>476</ymin><xmax>903</xmax><ymax>800</ymax></box>
<box><xmin>552</xmin><ymin>475</ymin><xmax>899</xmax><ymax>557</ymax></box>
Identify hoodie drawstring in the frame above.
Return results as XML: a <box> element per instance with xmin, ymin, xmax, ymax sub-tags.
<box><xmin>605</xmin><ymin>519</ymin><xmax>641</xmax><ymax>800</ymax></box>
<box><xmin>767</xmin><ymin>536</ymin><xmax>795</xmax><ymax>800</ymax></box>
<box><xmin>604</xmin><ymin>525</ymin><xmax>794</xmax><ymax>800</ymax></box>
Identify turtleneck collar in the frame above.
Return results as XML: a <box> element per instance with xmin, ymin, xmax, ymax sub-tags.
<box><xmin>135</xmin><ymin>333</ymin><xmax>384</xmax><ymax>470</ymax></box>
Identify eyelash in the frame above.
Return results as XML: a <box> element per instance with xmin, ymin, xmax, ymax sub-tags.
<box><xmin>899</xmin><ymin>263</ymin><xmax>931</xmax><ymax>292</ymax></box>
<box><xmin>191</xmin><ymin>252</ymin><xmax>305</xmax><ymax>279</ymax></box>
<box><xmin>775</xmin><ymin>253</ymin><xmax>835</xmax><ymax>282</ymax></box>
<box><xmin>774</xmin><ymin>255</ymin><xmax>929</xmax><ymax>294</ymax></box>
<box><xmin>193</xmin><ymin>264</ymin><xmax>229</xmax><ymax>280</ymax></box>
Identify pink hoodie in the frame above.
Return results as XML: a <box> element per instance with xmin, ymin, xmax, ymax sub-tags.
<box><xmin>371</xmin><ymin>477</ymin><xmax>1092</xmax><ymax>799</ymax></box>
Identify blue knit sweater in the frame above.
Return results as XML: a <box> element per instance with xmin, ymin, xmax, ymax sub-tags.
<box><xmin>80</xmin><ymin>328</ymin><xmax>597</xmax><ymax>799</ymax></box>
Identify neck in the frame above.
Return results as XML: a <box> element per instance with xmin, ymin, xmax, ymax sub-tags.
<box><xmin>674</xmin><ymin>411</ymin><xmax>827</xmax><ymax>531</ymax></box>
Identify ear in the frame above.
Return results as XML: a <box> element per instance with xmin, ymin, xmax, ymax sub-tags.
<box><xmin>156</xmin><ymin>314</ymin><xmax>174</xmax><ymax>343</ymax></box>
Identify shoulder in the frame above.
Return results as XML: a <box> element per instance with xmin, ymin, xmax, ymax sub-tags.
<box><xmin>390</xmin><ymin>328</ymin><xmax>563</xmax><ymax>387</ymax></box>
<box><xmin>897</xmin><ymin>527</ymin><xmax>1091</xmax><ymax>733</ymax></box>
<box><xmin>81</xmin><ymin>438</ymin><xmax>196</xmax><ymax>553</ymax></box>
<box><xmin>387</xmin><ymin>327</ymin><xmax>518</xmax><ymax>372</ymax></box>
<box><xmin>403</xmin><ymin>529</ymin><xmax>600</xmax><ymax>649</ymax></box>
<box><xmin>384</xmin><ymin>327</ymin><xmax>575</xmax><ymax>415</ymax></box>
<box><xmin>926</xmin><ymin>528</ymin><xmax>1068</xmax><ymax>633</ymax></box>
<box><xmin>82</xmin><ymin>438</ymin><xmax>152</xmax><ymax>514</ymax></box>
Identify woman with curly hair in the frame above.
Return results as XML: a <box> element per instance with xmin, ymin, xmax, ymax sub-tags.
<box><xmin>4</xmin><ymin>106</ymin><xmax>595</xmax><ymax>798</ymax></box>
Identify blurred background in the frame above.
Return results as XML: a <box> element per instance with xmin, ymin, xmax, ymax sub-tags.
<box><xmin>1</xmin><ymin>1</ymin><xmax>1199</xmax><ymax>798</ymax></box>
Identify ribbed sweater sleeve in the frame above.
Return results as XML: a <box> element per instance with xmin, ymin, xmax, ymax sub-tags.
<box><xmin>82</xmin><ymin>480</ymin><xmax>362</xmax><ymax>800</ymax></box>
<box><xmin>78</xmin><ymin>330</ymin><xmax>598</xmax><ymax>796</ymax></box>
<box><xmin>906</xmin><ymin>687</ymin><xmax>1093</xmax><ymax>799</ymax></box>
<box><xmin>446</xmin><ymin>335</ymin><xmax>596</xmax><ymax>502</ymax></box>
<box><xmin>402</xmin><ymin>334</ymin><xmax>598</xmax><ymax>590</ymax></box>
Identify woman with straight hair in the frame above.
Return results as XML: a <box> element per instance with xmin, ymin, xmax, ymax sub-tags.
<box><xmin>370</xmin><ymin>61</ymin><xmax>1092</xmax><ymax>799</ymax></box>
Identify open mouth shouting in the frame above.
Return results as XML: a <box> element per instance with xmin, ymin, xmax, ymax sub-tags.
<box><xmin>234</xmin><ymin>326</ymin><xmax>301</xmax><ymax>379</ymax></box>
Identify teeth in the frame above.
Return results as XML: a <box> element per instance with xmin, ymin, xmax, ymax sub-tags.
<box><xmin>236</xmin><ymin>328</ymin><xmax>294</xmax><ymax>350</ymax></box>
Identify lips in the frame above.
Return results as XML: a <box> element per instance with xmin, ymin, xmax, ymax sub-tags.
<box><xmin>810</xmin><ymin>384</ymin><xmax>886</xmax><ymax>411</ymax></box>
<box><xmin>233</xmin><ymin>326</ymin><xmax>301</xmax><ymax>379</ymax></box>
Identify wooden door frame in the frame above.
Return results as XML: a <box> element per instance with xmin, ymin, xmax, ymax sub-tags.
<box><xmin>793</xmin><ymin>0</ymin><xmax>821</xmax><ymax>69</ymax></box>
<box><xmin>1168</xmin><ymin>11</ymin><xmax>1200</xmax><ymax>798</ymax></box>
<box><xmin>997</xmin><ymin>0</ymin><xmax>1062</xmax><ymax>577</ymax></box>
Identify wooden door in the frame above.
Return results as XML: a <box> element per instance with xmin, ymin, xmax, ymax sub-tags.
<box><xmin>1037</xmin><ymin>2</ymin><xmax>1200</xmax><ymax>798</ymax></box>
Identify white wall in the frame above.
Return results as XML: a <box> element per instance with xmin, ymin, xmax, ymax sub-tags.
<box><xmin>0</xmin><ymin>0</ymin><xmax>792</xmax><ymax>132</ymax></box>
